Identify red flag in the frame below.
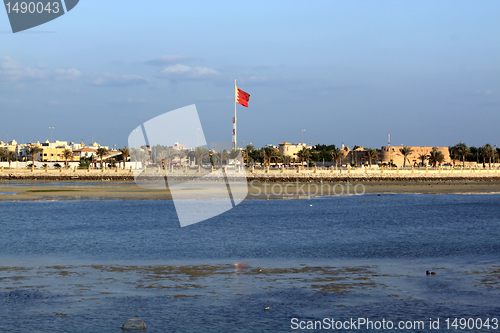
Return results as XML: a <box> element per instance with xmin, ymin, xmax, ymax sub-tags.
<box><xmin>235</xmin><ymin>85</ymin><xmax>250</xmax><ymax>107</ymax></box>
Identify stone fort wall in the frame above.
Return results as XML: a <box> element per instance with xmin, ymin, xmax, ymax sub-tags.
<box><xmin>380</xmin><ymin>146</ymin><xmax>451</xmax><ymax>166</ymax></box>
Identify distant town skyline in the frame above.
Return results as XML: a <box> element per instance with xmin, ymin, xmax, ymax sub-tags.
<box><xmin>1</xmin><ymin>1</ymin><xmax>499</xmax><ymax>149</ymax></box>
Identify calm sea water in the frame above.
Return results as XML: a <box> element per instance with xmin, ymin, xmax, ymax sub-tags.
<box><xmin>0</xmin><ymin>194</ymin><xmax>499</xmax><ymax>332</ymax></box>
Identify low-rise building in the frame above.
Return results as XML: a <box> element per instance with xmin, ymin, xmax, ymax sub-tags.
<box><xmin>278</xmin><ymin>142</ymin><xmax>312</xmax><ymax>159</ymax></box>
<box><xmin>73</xmin><ymin>147</ymin><xmax>97</xmax><ymax>159</ymax></box>
<box><xmin>171</xmin><ymin>142</ymin><xmax>185</xmax><ymax>150</ymax></box>
<box><xmin>0</xmin><ymin>140</ymin><xmax>17</xmax><ymax>153</ymax></box>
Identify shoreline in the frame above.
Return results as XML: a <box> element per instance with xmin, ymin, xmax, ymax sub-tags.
<box><xmin>1</xmin><ymin>178</ymin><xmax>500</xmax><ymax>201</ymax></box>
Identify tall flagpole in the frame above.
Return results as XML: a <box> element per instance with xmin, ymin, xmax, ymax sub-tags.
<box><xmin>234</xmin><ymin>79</ymin><xmax>237</xmax><ymax>149</ymax></box>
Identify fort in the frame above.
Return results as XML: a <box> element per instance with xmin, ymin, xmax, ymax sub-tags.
<box><xmin>379</xmin><ymin>146</ymin><xmax>451</xmax><ymax>166</ymax></box>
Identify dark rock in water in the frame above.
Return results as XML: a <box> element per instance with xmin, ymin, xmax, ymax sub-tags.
<box><xmin>121</xmin><ymin>318</ymin><xmax>147</xmax><ymax>330</ymax></box>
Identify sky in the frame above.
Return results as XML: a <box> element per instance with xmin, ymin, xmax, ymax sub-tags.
<box><xmin>0</xmin><ymin>0</ymin><xmax>499</xmax><ymax>149</ymax></box>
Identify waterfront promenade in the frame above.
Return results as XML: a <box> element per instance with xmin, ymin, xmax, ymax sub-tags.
<box><xmin>1</xmin><ymin>165</ymin><xmax>500</xmax><ymax>181</ymax></box>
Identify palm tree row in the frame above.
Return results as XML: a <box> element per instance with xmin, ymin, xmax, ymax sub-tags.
<box><xmin>242</xmin><ymin>145</ymin><xmax>382</xmax><ymax>169</ymax></box>
<box><xmin>0</xmin><ymin>149</ymin><xmax>17</xmax><ymax>168</ymax></box>
<box><xmin>449</xmin><ymin>142</ymin><xmax>499</xmax><ymax>168</ymax></box>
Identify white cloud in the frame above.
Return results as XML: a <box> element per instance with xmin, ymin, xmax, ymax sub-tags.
<box><xmin>0</xmin><ymin>56</ymin><xmax>48</xmax><ymax>81</ymax></box>
<box><xmin>145</xmin><ymin>55</ymin><xmax>195</xmax><ymax>66</ymax></box>
<box><xmin>108</xmin><ymin>98</ymin><xmax>149</xmax><ymax>105</ymax></box>
<box><xmin>0</xmin><ymin>56</ymin><xmax>82</xmax><ymax>83</ymax></box>
<box><xmin>156</xmin><ymin>64</ymin><xmax>219</xmax><ymax>80</ymax></box>
<box><xmin>54</xmin><ymin>68</ymin><xmax>81</xmax><ymax>81</ymax></box>
<box><xmin>90</xmin><ymin>73</ymin><xmax>148</xmax><ymax>87</ymax></box>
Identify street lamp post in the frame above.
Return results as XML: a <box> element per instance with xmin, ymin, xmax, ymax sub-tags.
<box><xmin>196</xmin><ymin>128</ymin><xmax>201</xmax><ymax>148</ymax></box>
<box><xmin>7</xmin><ymin>131</ymin><xmax>9</xmax><ymax>144</ymax></box>
<box><xmin>48</xmin><ymin>127</ymin><xmax>55</xmax><ymax>162</ymax></box>
<box><xmin>301</xmin><ymin>129</ymin><xmax>305</xmax><ymax>146</ymax></box>
<box><xmin>49</xmin><ymin>127</ymin><xmax>54</xmax><ymax>143</ymax></box>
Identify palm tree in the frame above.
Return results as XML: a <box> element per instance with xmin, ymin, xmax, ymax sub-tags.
<box><xmin>120</xmin><ymin>147</ymin><xmax>130</xmax><ymax>169</ymax></box>
<box><xmin>428</xmin><ymin>149</ymin><xmax>445</xmax><ymax>168</ymax></box>
<box><xmin>244</xmin><ymin>144</ymin><xmax>255</xmax><ymax>164</ymax></box>
<box><xmin>282</xmin><ymin>155</ymin><xmax>292</xmax><ymax>165</ymax></box>
<box><xmin>96</xmin><ymin>147</ymin><xmax>109</xmax><ymax>169</ymax></box>
<box><xmin>130</xmin><ymin>148</ymin><xmax>147</xmax><ymax>169</ymax></box>
<box><xmin>159</xmin><ymin>147</ymin><xmax>177</xmax><ymax>168</ymax></box>
<box><xmin>0</xmin><ymin>149</ymin><xmax>6</xmax><ymax>162</ymax></box>
<box><xmin>330</xmin><ymin>148</ymin><xmax>345</xmax><ymax>170</ymax></box>
<box><xmin>175</xmin><ymin>150</ymin><xmax>186</xmax><ymax>167</ymax></box>
<box><xmin>418</xmin><ymin>153</ymin><xmax>428</xmax><ymax>167</ymax></box>
<box><xmin>28</xmin><ymin>145</ymin><xmax>43</xmax><ymax>169</ymax></box>
<box><xmin>62</xmin><ymin>149</ymin><xmax>73</xmax><ymax>169</ymax></box>
<box><xmin>228</xmin><ymin>149</ymin><xmax>242</xmax><ymax>168</ymax></box>
<box><xmin>456</xmin><ymin>142</ymin><xmax>470</xmax><ymax>168</ymax></box>
<box><xmin>296</xmin><ymin>147</ymin><xmax>311</xmax><ymax>167</ymax></box>
<box><xmin>192</xmin><ymin>147</ymin><xmax>209</xmax><ymax>167</ymax></box>
<box><xmin>213</xmin><ymin>150</ymin><xmax>229</xmax><ymax>168</ymax></box>
<box><xmin>478</xmin><ymin>146</ymin><xmax>487</xmax><ymax>167</ymax></box>
<box><xmin>399</xmin><ymin>146</ymin><xmax>413</xmax><ymax>168</ymax></box>
<box><xmin>6</xmin><ymin>151</ymin><xmax>16</xmax><ymax>168</ymax></box>
<box><xmin>261</xmin><ymin>147</ymin><xmax>281</xmax><ymax>166</ymax></box>
<box><xmin>365</xmin><ymin>148</ymin><xmax>379</xmax><ymax>167</ymax></box>
<box><xmin>449</xmin><ymin>145</ymin><xmax>460</xmax><ymax>166</ymax></box>
<box><xmin>482</xmin><ymin>144</ymin><xmax>496</xmax><ymax>168</ymax></box>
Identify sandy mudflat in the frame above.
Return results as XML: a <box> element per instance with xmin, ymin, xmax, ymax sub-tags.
<box><xmin>0</xmin><ymin>181</ymin><xmax>171</xmax><ymax>201</ymax></box>
<box><xmin>1</xmin><ymin>179</ymin><xmax>500</xmax><ymax>201</ymax></box>
<box><xmin>0</xmin><ymin>260</ymin><xmax>497</xmax><ymax>310</ymax></box>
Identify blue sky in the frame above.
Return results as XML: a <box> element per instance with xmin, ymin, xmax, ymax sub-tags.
<box><xmin>1</xmin><ymin>1</ymin><xmax>499</xmax><ymax>149</ymax></box>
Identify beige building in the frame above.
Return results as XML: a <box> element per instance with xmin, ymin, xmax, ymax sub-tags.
<box><xmin>73</xmin><ymin>147</ymin><xmax>97</xmax><ymax>159</ymax></box>
<box><xmin>0</xmin><ymin>140</ymin><xmax>17</xmax><ymax>153</ymax></box>
<box><xmin>380</xmin><ymin>146</ymin><xmax>451</xmax><ymax>166</ymax></box>
<box><xmin>171</xmin><ymin>142</ymin><xmax>185</xmax><ymax>150</ymax></box>
<box><xmin>278</xmin><ymin>142</ymin><xmax>312</xmax><ymax>160</ymax></box>
<box><xmin>340</xmin><ymin>147</ymin><xmax>372</xmax><ymax>166</ymax></box>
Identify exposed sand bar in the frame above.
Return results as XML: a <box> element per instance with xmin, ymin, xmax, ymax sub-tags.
<box><xmin>1</xmin><ymin>179</ymin><xmax>500</xmax><ymax>201</ymax></box>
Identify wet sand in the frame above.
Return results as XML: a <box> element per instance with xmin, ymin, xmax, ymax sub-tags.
<box><xmin>1</xmin><ymin>180</ymin><xmax>500</xmax><ymax>201</ymax></box>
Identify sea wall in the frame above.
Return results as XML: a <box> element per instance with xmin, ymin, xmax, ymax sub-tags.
<box><xmin>1</xmin><ymin>169</ymin><xmax>500</xmax><ymax>182</ymax></box>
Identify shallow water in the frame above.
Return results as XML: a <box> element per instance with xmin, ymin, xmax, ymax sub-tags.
<box><xmin>0</xmin><ymin>194</ymin><xmax>499</xmax><ymax>332</ymax></box>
